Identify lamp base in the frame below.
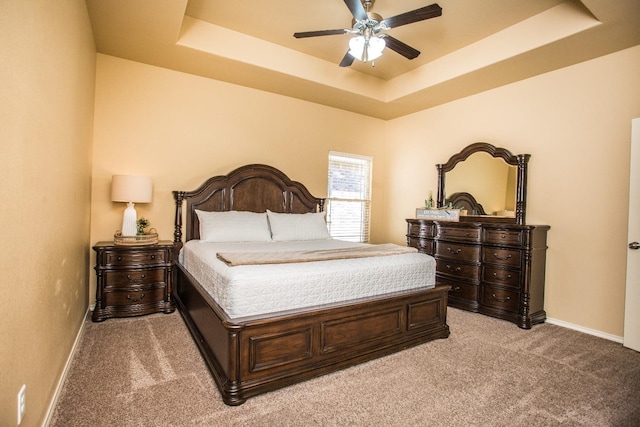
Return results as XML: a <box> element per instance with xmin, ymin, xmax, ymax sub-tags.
<box><xmin>121</xmin><ymin>202</ymin><xmax>137</xmax><ymax>236</ymax></box>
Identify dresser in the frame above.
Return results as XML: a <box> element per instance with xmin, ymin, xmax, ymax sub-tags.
<box><xmin>92</xmin><ymin>241</ymin><xmax>176</xmax><ymax>321</ymax></box>
<box><xmin>407</xmin><ymin>219</ymin><xmax>549</xmax><ymax>329</ymax></box>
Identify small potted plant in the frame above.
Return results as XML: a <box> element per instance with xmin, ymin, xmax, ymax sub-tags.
<box><xmin>136</xmin><ymin>217</ymin><xmax>150</xmax><ymax>235</ymax></box>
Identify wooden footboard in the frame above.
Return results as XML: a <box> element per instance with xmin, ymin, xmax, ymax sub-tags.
<box><xmin>174</xmin><ymin>263</ymin><xmax>450</xmax><ymax>406</ymax></box>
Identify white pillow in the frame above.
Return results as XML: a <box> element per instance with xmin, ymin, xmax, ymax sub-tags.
<box><xmin>266</xmin><ymin>210</ymin><xmax>331</xmax><ymax>241</ymax></box>
<box><xmin>195</xmin><ymin>210</ymin><xmax>272</xmax><ymax>242</ymax></box>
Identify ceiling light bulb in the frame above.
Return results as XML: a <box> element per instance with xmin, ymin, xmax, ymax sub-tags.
<box><xmin>348</xmin><ymin>36</ymin><xmax>385</xmax><ymax>62</ymax></box>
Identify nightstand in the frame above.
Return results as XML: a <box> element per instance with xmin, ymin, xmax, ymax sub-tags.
<box><xmin>92</xmin><ymin>241</ymin><xmax>176</xmax><ymax>322</ymax></box>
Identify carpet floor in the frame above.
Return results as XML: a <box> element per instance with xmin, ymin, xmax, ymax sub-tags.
<box><xmin>49</xmin><ymin>308</ymin><xmax>640</xmax><ymax>426</ymax></box>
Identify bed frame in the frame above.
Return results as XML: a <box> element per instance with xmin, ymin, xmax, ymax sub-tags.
<box><xmin>172</xmin><ymin>164</ymin><xmax>450</xmax><ymax>405</ymax></box>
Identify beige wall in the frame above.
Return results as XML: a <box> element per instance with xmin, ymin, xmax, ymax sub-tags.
<box><xmin>386</xmin><ymin>45</ymin><xmax>640</xmax><ymax>336</ymax></box>
<box><xmin>0</xmin><ymin>1</ymin><xmax>95</xmax><ymax>426</ymax></box>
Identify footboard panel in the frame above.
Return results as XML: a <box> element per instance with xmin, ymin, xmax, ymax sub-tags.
<box><xmin>175</xmin><ymin>263</ymin><xmax>449</xmax><ymax>405</ymax></box>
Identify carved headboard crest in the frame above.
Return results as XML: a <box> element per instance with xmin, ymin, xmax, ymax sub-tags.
<box><xmin>173</xmin><ymin>164</ymin><xmax>325</xmax><ymax>243</ymax></box>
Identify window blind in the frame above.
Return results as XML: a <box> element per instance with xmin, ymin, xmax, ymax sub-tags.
<box><xmin>326</xmin><ymin>151</ymin><xmax>372</xmax><ymax>242</ymax></box>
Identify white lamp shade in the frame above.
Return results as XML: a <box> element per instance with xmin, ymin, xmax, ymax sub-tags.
<box><xmin>348</xmin><ymin>36</ymin><xmax>385</xmax><ymax>62</ymax></box>
<box><xmin>111</xmin><ymin>175</ymin><xmax>152</xmax><ymax>236</ymax></box>
<box><xmin>111</xmin><ymin>175</ymin><xmax>152</xmax><ymax>203</ymax></box>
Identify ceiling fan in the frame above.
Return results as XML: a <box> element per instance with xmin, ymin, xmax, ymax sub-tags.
<box><xmin>293</xmin><ymin>0</ymin><xmax>442</xmax><ymax>67</ymax></box>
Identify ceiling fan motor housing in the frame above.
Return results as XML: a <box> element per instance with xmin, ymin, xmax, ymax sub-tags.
<box><xmin>351</xmin><ymin>12</ymin><xmax>385</xmax><ymax>35</ymax></box>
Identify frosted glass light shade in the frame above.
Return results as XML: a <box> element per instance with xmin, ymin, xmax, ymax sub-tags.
<box><xmin>111</xmin><ymin>175</ymin><xmax>152</xmax><ymax>236</ymax></box>
<box><xmin>348</xmin><ymin>36</ymin><xmax>385</xmax><ymax>62</ymax></box>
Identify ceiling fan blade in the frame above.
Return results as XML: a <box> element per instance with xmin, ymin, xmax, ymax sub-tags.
<box><xmin>381</xmin><ymin>34</ymin><xmax>420</xmax><ymax>59</ymax></box>
<box><xmin>339</xmin><ymin>51</ymin><xmax>355</xmax><ymax>67</ymax></box>
<box><xmin>294</xmin><ymin>29</ymin><xmax>348</xmax><ymax>38</ymax></box>
<box><xmin>343</xmin><ymin>0</ymin><xmax>368</xmax><ymax>21</ymax></box>
<box><xmin>381</xmin><ymin>3</ymin><xmax>442</xmax><ymax>29</ymax></box>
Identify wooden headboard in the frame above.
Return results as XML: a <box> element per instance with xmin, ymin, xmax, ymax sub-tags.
<box><xmin>173</xmin><ymin>164</ymin><xmax>325</xmax><ymax>243</ymax></box>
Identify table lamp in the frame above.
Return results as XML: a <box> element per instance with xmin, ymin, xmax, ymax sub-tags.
<box><xmin>111</xmin><ymin>175</ymin><xmax>152</xmax><ymax>236</ymax></box>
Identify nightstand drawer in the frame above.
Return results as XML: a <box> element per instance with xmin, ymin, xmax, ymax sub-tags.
<box><xmin>103</xmin><ymin>287</ymin><xmax>166</xmax><ymax>307</ymax></box>
<box><xmin>105</xmin><ymin>249</ymin><xmax>167</xmax><ymax>266</ymax></box>
<box><xmin>104</xmin><ymin>269</ymin><xmax>165</xmax><ymax>288</ymax></box>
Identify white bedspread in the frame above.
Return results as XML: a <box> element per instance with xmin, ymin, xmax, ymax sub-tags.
<box><xmin>181</xmin><ymin>239</ymin><xmax>436</xmax><ymax>319</ymax></box>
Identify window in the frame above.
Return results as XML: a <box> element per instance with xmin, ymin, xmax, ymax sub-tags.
<box><xmin>326</xmin><ymin>151</ymin><xmax>372</xmax><ymax>242</ymax></box>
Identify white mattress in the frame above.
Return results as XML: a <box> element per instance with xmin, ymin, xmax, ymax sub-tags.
<box><xmin>180</xmin><ymin>239</ymin><xmax>436</xmax><ymax>319</ymax></box>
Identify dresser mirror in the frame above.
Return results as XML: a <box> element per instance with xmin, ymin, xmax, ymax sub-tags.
<box><xmin>436</xmin><ymin>142</ymin><xmax>530</xmax><ymax>225</ymax></box>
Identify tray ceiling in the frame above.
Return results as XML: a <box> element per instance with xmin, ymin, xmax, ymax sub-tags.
<box><xmin>86</xmin><ymin>0</ymin><xmax>640</xmax><ymax>119</ymax></box>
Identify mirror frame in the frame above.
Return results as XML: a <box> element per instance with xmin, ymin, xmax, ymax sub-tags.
<box><xmin>436</xmin><ymin>142</ymin><xmax>530</xmax><ymax>225</ymax></box>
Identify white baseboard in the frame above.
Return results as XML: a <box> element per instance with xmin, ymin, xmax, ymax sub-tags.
<box><xmin>546</xmin><ymin>316</ymin><xmax>623</xmax><ymax>343</ymax></box>
<box><xmin>42</xmin><ymin>308</ymin><xmax>90</xmax><ymax>427</ymax></box>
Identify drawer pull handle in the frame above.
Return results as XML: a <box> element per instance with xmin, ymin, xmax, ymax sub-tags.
<box><xmin>150</xmin><ymin>255</ymin><xmax>156</xmax><ymax>260</ymax></box>
<box><xmin>117</xmin><ymin>256</ymin><xmax>122</xmax><ymax>261</ymax></box>
<box><xmin>126</xmin><ymin>293</ymin><xmax>145</xmax><ymax>302</ymax></box>
<box><xmin>453</xmin><ymin>286</ymin><xmax>461</xmax><ymax>291</ymax></box>
<box><xmin>446</xmin><ymin>247</ymin><xmax>462</xmax><ymax>255</ymax></box>
<box><xmin>127</xmin><ymin>274</ymin><xmax>145</xmax><ymax>283</ymax></box>
<box><xmin>446</xmin><ymin>264</ymin><xmax>462</xmax><ymax>272</ymax></box>
<box><xmin>493</xmin><ymin>272</ymin><xmax>512</xmax><ymax>279</ymax></box>
<box><xmin>491</xmin><ymin>293</ymin><xmax>510</xmax><ymax>303</ymax></box>
<box><xmin>492</xmin><ymin>253</ymin><xmax>512</xmax><ymax>261</ymax></box>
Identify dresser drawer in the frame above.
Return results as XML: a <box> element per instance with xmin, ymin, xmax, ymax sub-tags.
<box><xmin>483</xmin><ymin>229</ymin><xmax>523</xmax><ymax>246</ymax></box>
<box><xmin>104</xmin><ymin>269</ymin><xmax>166</xmax><ymax>288</ymax></box>
<box><xmin>435</xmin><ymin>241</ymin><xmax>480</xmax><ymax>262</ymax></box>
<box><xmin>480</xmin><ymin>285</ymin><xmax>519</xmax><ymax>312</ymax></box>
<box><xmin>482</xmin><ymin>266</ymin><xmax>520</xmax><ymax>288</ymax></box>
<box><xmin>103</xmin><ymin>287</ymin><xmax>166</xmax><ymax>307</ymax></box>
<box><xmin>439</xmin><ymin>278</ymin><xmax>478</xmax><ymax>303</ymax></box>
<box><xmin>482</xmin><ymin>247</ymin><xmax>522</xmax><ymax>268</ymax></box>
<box><xmin>408</xmin><ymin>237</ymin><xmax>433</xmax><ymax>254</ymax></box>
<box><xmin>437</xmin><ymin>226</ymin><xmax>481</xmax><ymax>242</ymax></box>
<box><xmin>437</xmin><ymin>259</ymin><xmax>480</xmax><ymax>280</ymax></box>
<box><xmin>105</xmin><ymin>249</ymin><xmax>167</xmax><ymax>266</ymax></box>
<box><xmin>407</xmin><ymin>221</ymin><xmax>435</xmax><ymax>238</ymax></box>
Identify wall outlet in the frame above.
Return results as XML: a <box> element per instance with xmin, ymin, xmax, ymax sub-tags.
<box><xmin>17</xmin><ymin>384</ymin><xmax>26</xmax><ymax>425</ymax></box>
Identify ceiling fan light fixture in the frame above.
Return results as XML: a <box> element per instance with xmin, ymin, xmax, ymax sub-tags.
<box><xmin>348</xmin><ymin>35</ymin><xmax>385</xmax><ymax>62</ymax></box>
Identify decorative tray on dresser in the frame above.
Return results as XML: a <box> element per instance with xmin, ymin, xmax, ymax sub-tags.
<box><xmin>408</xmin><ymin>142</ymin><xmax>550</xmax><ymax>329</ymax></box>
<box><xmin>92</xmin><ymin>241</ymin><xmax>176</xmax><ymax>322</ymax></box>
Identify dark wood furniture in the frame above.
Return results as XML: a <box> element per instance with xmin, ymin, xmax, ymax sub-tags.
<box><xmin>173</xmin><ymin>164</ymin><xmax>450</xmax><ymax>406</ymax></box>
<box><xmin>410</xmin><ymin>142</ymin><xmax>549</xmax><ymax>329</ymax></box>
<box><xmin>407</xmin><ymin>219</ymin><xmax>549</xmax><ymax>329</ymax></box>
<box><xmin>92</xmin><ymin>241</ymin><xmax>176</xmax><ymax>322</ymax></box>
<box><xmin>437</xmin><ymin>142</ymin><xmax>530</xmax><ymax>225</ymax></box>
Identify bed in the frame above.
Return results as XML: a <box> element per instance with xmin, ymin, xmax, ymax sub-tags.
<box><xmin>172</xmin><ymin>164</ymin><xmax>450</xmax><ymax>405</ymax></box>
